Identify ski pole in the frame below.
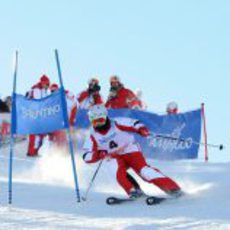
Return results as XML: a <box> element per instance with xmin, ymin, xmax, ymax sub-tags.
<box><xmin>82</xmin><ymin>159</ymin><xmax>103</xmax><ymax>201</ymax></box>
<box><xmin>149</xmin><ymin>133</ymin><xmax>224</xmax><ymax>151</ymax></box>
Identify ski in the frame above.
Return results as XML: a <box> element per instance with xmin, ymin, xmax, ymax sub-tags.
<box><xmin>106</xmin><ymin>195</ymin><xmax>167</xmax><ymax>205</ymax></box>
<box><xmin>106</xmin><ymin>190</ymin><xmax>185</xmax><ymax>205</ymax></box>
<box><xmin>146</xmin><ymin>191</ymin><xmax>185</xmax><ymax>205</ymax></box>
<box><xmin>145</xmin><ymin>196</ymin><xmax>167</xmax><ymax>205</ymax></box>
<box><xmin>106</xmin><ymin>194</ymin><xmax>183</xmax><ymax>205</ymax></box>
<box><xmin>106</xmin><ymin>196</ymin><xmax>136</xmax><ymax>205</ymax></box>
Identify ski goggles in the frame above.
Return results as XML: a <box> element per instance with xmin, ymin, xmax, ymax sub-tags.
<box><xmin>91</xmin><ymin>117</ymin><xmax>106</xmax><ymax>127</ymax></box>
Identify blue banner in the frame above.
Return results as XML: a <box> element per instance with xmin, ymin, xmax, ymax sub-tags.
<box><xmin>13</xmin><ymin>89</ymin><xmax>67</xmax><ymax>135</ymax></box>
<box><xmin>74</xmin><ymin>109</ymin><xmax>202</xmax><ymax>160</ymax></box>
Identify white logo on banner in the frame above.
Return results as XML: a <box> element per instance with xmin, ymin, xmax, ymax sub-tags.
<box><xmin>21</xmin><ymin>104</ymin><xmax>61</xmax><ymax>120</ymax></box>
<box><xmin>148</xmin><ymin>123</ymin><xmax>193</xmax><ymax>152</ymax></box>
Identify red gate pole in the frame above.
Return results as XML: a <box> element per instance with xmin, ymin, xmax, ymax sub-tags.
<box><xmin>201</xmin><ymin>103</ymin><xmax>208</xmax><ymax>162</ymax></box>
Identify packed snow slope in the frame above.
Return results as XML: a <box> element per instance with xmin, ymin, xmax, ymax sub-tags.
<box><xmin>0</xmin><ymin>140</ymin><xmax>230</xmax><ymax>230</ymax></box>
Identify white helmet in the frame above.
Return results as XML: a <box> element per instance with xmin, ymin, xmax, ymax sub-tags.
<box><xmin>88</xmin><ymin>104</ymin><xmax>108</xmax><ymax>124</ymax></box>
<box><xmin>166</xmin><ymin>101</ymin><xmax>178</xmax><ymax>114</ymax></box>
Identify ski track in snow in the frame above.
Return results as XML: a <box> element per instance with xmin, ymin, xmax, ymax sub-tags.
<box><xmin>0</xmin><ymin>142</ymin><xmax>230</xmax><ymax>229</ymax></box>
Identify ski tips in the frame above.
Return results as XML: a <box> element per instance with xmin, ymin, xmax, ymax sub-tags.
<box><xmin>219</xmin><ymin>144</ymin><xmax>224</xmax><ymax>150</ymax></box>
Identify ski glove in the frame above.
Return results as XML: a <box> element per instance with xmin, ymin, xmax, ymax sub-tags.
<box><xmin>82</xmin><ymin>150</ymin><xmax>108</xmax><ymax>163</ymax></box>
<box><xmin>97</xmin><ymin>150</ymin><xmax>108</xmax><ymax>159</ymax></box>
<box><xmin>138</xmin><ymin>127</ymin><xmax>150</xmax><ymax>137</ymax></box>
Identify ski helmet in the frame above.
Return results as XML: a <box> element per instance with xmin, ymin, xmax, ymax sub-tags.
<box><xmin>166</xmin><ymin>101</ymin><xmax>178</xmax><ymax>114</ymax></box>
<box><xmin>88</xmin><ymin>104</ymin><xmax>108</xmax><ymax>127</ymax></box>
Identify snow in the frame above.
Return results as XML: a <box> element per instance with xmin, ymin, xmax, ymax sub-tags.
<box><xmin>0</xmin><ymin>141</ymin><xmax>230</xmax><ymax>230</ymax></box>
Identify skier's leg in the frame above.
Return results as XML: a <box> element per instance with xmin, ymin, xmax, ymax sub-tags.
<box><xmin>125</xmin><ymin>152</ymin><xmax>181</xmax><ymax>196</ymax></box>
<box><xmin>126</xmin><ymin>172</ymin><xmax>144</xmax><ymax>196</ymax></box>
<box><xmin>140</xmin><ymin>166</ymin><xmax>181</xmax><ymax>195</ymax></box>
<box><xmin>102</xmin><ymin>158</ymin><xmax>140</xmax><ymax>197</ymax></box>
<box><xmin>116</xmin><ymin>158</ymin><xmax>134</xmax><ymax>195</ymax></box>
<box><xmin>126</xmin><ymin>172</ymin><xmax>140</xmax><ymax>190</ymax></box>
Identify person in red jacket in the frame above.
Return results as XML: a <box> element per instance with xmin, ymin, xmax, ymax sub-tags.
<box><xmin>27</xmin><ymin>75</ymin><xmax>50</xmax><ymax>157</ymax></box>
<box><xmin>105</xmin><ymin>75</ymin><xmax>143</xmax><ymax>109</ymax></box>
<box><xmin>48</xmin><ymin>83</ymin><xmax>77</xmax><ymax>147</ymax></box>
<box><xmin>77</xmin><ymin>78</ymin><xmax>103</xmax><ymax>109</ymax></box>
<box><xmin>83</xmin><ymin>104</ymin><xmax>182</xmax><ymax>199</ymax></box>
<box><xmin>26</xmin><ymin>75</ymin><xmax>50</xmax><ymax>99</ymax></box>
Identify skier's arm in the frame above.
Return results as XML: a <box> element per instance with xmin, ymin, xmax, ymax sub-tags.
<box><xmin>83</xmin><ymin>135</ymin><xmax>107</xmax><ymax>163</ymax></box>
<box><xmin>115</xmin><ymin>118</ymin><xmax>150</xmax><ymax>137</ymax></box>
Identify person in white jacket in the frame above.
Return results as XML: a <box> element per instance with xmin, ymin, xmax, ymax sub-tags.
<box><xmin>83</xmin><ymin>104</ymin><xmax>182</xmax><ymax>199</ymax></box>
<box><xmin>27</xmin><ymin>75</ymin><xmax>50</xmax><ymax>157</ymax></box>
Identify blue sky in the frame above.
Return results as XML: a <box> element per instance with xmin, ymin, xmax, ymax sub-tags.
<box><xmin>0</xmin><ymin>0</ymin><xmax>229</xmax><ymax>160</ymax></box>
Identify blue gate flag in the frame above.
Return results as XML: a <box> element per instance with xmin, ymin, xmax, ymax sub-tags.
<box><xmin>74</xmin><ymin>109</ymin><xmax>202</xmax><ymax>160</ymax></box>
<box><xmin>12</xmin><ymin>89</ymin><xmax>67</xmax><ymax>135</ymax></box>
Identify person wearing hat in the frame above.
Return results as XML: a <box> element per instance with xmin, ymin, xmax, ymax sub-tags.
<box><xmin>105</xmin><ymin>75</ymin><xmax>143</xmax><ymax>109</ymax></box>
<box><xmin>48</xmin><ymin>83</ymin><xmax>78</xmax><ymax>147</ymax></box>
<box><xmin>83</xmin><ymin>104</ymin><xmax>182</xmax><ymax>199</ymax></box>
<box><xmin>26</xmin><ymin>74</ymin><xmax>50</xmax><ymax>157</ymax></box>
<box><xmin>77</xmin><ymin>77</ymin><xmax>103</xmax><ymax>109</ymax></box>
<box><xmin>27</xmin><ymin>75</ymin><xmax>50</xmax><ymax>99</ymax></box>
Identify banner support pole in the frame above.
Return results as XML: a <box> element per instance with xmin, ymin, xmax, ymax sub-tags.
<box><xmin>8</xmin><ymin>50</ymin><xmax>18</xmax><ymax>204</ymax></box>
<box><xmin>54</xmin><ymin>49</ymin><xmax>81</xmax><ymax>202</ymax></box>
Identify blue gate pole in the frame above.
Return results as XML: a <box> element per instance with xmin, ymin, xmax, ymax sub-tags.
<box><xmin>54</xmin><ymin>49</ymin><xmax>81</xmax><ymax>202</ymax></box>
<box><xmin>8</xmin><ymin>50</ymin><xmax>18</xmax><ymax>204</ymax></box>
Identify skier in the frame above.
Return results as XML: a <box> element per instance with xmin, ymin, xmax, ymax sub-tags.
<box><xmin>105</xmin><ymin>75</ymin><xmax>143</xmax><ymax>109</ymax></box>
<box><xmin>26</xmin><ymin>74</ymin><xmax>50</xmax><ymax>157</ymax></box>
<box><xmin>77</xmin><ymin>77</ymin><xmax>103</xmax><ymax>109</ymax></box>
<box><xmin>166</xmin><ymin>101</ymin><xmax>178</xmax><ymax>114</ymax></box>
<box><xmin>83</xmin><ymin>104</ymin><xmax>182</xmax><ymax>199</ymax></box>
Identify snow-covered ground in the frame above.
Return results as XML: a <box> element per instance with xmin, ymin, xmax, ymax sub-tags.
<box><xmin>0</xmin><ymin>140</ymin><xmax>230</xmax><ymax>230</ymax></box>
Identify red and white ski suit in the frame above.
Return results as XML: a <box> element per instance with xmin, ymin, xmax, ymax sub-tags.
<box><xmin>83</xmin><ymin>118</ymin><xmax>180</xmax><ymax>195</ymax></box>
<box><xmin>105</xmin><ymin>88</ymin><xmax>143</xmax><ymax>109</ymax></box>
<box><xmin>27</xmin><ymin>82</ymin><xmax>49</xmax><ymax>156</ymax></box>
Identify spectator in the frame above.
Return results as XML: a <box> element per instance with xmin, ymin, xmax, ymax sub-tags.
<box><xmin>166</xmin><ymin>101</ymin><xmax>178</xmax><ymax>114</ymax></box>
<box><xmin>27</xmin><ymin>74</ymin><xmax>50</xmax><ymax>157</ymax></box>
<box><xmin>77</xmin><ymin>77</ymin><xmax>103</xmax><ymax>109</ymax></box>
<box><xmin>50</xmin><ymin>83</ymin><xmax>77</xmax><ymax>126</ymax></box>
<box><xmin>105</xmin><ymin>75</ymin><xmax>143</xmax><ymax>109</ymax></box>
<box><xmin>4</xmin><ymin>96</ymin><xmax>12</xmax><ymax>112</ymax></box>
<box><xmin>0</xmin><ymin>98</ymin><xmax>10</xmax><ymax>113</ymax></box>
<box><xmin>48</xmin><ymin>83</ymin><xmax>77</xmax><ymax>147</ymax></box>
